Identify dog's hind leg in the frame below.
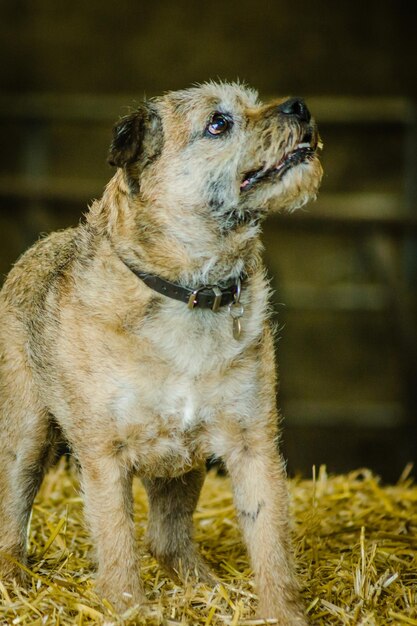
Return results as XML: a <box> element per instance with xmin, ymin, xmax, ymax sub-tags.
<box><xmin>0</xmin><ymin>346</ymin><xmax>58</xmax><ymax>582</ymax></box>
<box><xmin>142</xmin><ymin>466</ymin><xmax>214</xmax><ymax>583</ymax></box>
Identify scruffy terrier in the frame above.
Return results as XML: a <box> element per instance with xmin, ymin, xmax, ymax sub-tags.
<box><xmin>0</xmin><ymin>82</ymin><xmax>322</xmax><ymax>623</ymax></box>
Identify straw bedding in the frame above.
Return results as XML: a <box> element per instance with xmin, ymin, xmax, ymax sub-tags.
<box><xmin>1</xmin><ymin>459</ymin><xmax>416</xmax><ymax>625</ymax></box>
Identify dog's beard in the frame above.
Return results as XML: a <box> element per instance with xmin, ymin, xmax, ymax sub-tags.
<box><xmin>240</xmin><ymin>143</ymin><xmax>316</xmax><ymax>193</ymax></box>
<box><xmin>239</xmin><ymin>153</ymin><xmax>322</xmax><ymax>214</ymax></box>
<box><xmin>236</xmin><ymin>125</ymin><xmax>323</xmax><ymax>215</ymax></box>
<box><xmin>213</xmin><ymin>203</ymin><xmax>266</xmax><ymax>231</ymax></box>
<box><xmin>206</xmin><ymin>182</ymin><xmax>265</xmax><ymax>231</ymax></box>
<box><xmin>209</xmin><ymin>155</ymin><xmax>321</xmax><ymax>233</ymax></box>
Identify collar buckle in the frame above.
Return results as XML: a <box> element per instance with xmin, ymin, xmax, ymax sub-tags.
<box><xmin>187</xmin><ymin>285</ymin><xmax>223</xmax><ymax>311</ymax></box>
<box><xmin>211</xmin><ymin>286</ymin><xmax>222</xmax><ymax>312</ymax></box>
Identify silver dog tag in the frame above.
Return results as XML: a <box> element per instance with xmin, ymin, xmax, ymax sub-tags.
<box><xmin>228</xmin><ymin>302</ymin><xmax>244</xmax><ymax>340</ymax></box>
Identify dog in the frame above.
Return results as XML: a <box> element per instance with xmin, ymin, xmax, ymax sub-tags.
<box><xmin>0</xmin><ymin>81</ymin><xmax>322</xmax><ymax>623</ymax></box>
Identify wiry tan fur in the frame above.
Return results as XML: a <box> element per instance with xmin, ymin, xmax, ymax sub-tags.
<box><xmin>0</xmin><ymin>82</ymin><xmax>322</xmax><ymax>623</ymax></box>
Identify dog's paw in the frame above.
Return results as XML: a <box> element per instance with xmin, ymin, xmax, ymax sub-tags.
<box><xmin>255</xmin><ymin>603</ymin><xmax>308</xmax><ymax>626</ymax></box>
<box><xmin>156</xmin><ymin>551</ymin><xmax>216</xmax><ymax>586</ymax></box>
<box><xmin>95</xmin><ymin>575</ymin><xmax>146</xmax><ymax>613</ymax></box>
<box><xmin>0</xmin><ymin>553</ymin><xmax>28</xmax><ymax>586</ymax></box>
<box><xmin>254</xmin><ymin>613</ymin><xmax>308</xmax><ymax>626</ymax></box>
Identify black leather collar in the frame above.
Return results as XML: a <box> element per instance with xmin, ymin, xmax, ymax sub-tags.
<box><xmin>124</xmin><ymin>262</ymin><xmax>242</xmax><ymax>312</ymax></box>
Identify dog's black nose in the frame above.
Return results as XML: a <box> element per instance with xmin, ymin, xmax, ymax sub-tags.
<box><xmin>278</xmin><ymin>97</ymin><xmax>311</xmax><ymax>123</ymax></box>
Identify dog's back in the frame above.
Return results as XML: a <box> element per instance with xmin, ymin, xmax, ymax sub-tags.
<box><xmin>1</xmin><ymin>228</ymin><xmax>77</xmax><ymax>321</ymax></box>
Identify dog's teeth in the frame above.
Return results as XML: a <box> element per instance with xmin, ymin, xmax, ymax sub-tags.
<box><xmin>297</xmin><ymin>142</ymin><xmax>311</xmax><ymax>149</ymax></box>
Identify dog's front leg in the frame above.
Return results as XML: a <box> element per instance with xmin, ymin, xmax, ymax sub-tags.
<box><xmin>223</xmin><ymin>433</ymin><xmax>307</xmax><ymax>625</ymax></box>
<box><xmin>79</xmin><ymin>453</ymin><xmax>144</xmax><ymax>610</ymax></box>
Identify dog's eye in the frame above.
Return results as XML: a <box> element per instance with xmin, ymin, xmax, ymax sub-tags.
<box><xmin>206</xmin><ymin>113</ymin><xmax>231</xmax><ymax>136</ymax></box>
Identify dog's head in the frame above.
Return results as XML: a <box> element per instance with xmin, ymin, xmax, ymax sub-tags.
<box><xmin>108</xmin><ymin>82</ymin><xmax>322</xmax><ymax>228</ymax></box>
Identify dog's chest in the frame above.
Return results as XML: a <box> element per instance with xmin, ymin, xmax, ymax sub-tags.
<box><xmin>120</xmin><ymin>305</ymin><xmax>244</xmax><ymax>422</ymax></box>
<box><xmin>111</xmin><ymin>363</ymin><xmax>220</xmax><ymax>477</ymax></box>
<box><xmin>108</xmin><ymin>302</ymin><xmax>258</xmax><ymax>474</ymax></box>
<box><xmin>139</xmin><ymin>294</ymin><xmax>250</xmax><ymax>369</ymax></box>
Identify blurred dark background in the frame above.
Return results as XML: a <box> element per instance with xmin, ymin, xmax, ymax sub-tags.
<box><xmin>1</xmin><ymin>0</ymin><xmax>416</xmax><ymax>481</ymax></box>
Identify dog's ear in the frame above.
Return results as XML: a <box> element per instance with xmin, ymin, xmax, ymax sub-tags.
<box><xmin>108</xmin><ymin>103</ymin><xmax>163</xmax><ymax>170</ymax></box>
<box><xmin>108</xmin><ymin>112</ymin><xmax>143</xmax><ymax>168</ymax></box>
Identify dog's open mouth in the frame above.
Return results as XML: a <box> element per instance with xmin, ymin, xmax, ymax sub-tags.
<box><xmin>240</xmin><ymin>137</ymin><xmax>323</xmax><ymax>192</ymax></box>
